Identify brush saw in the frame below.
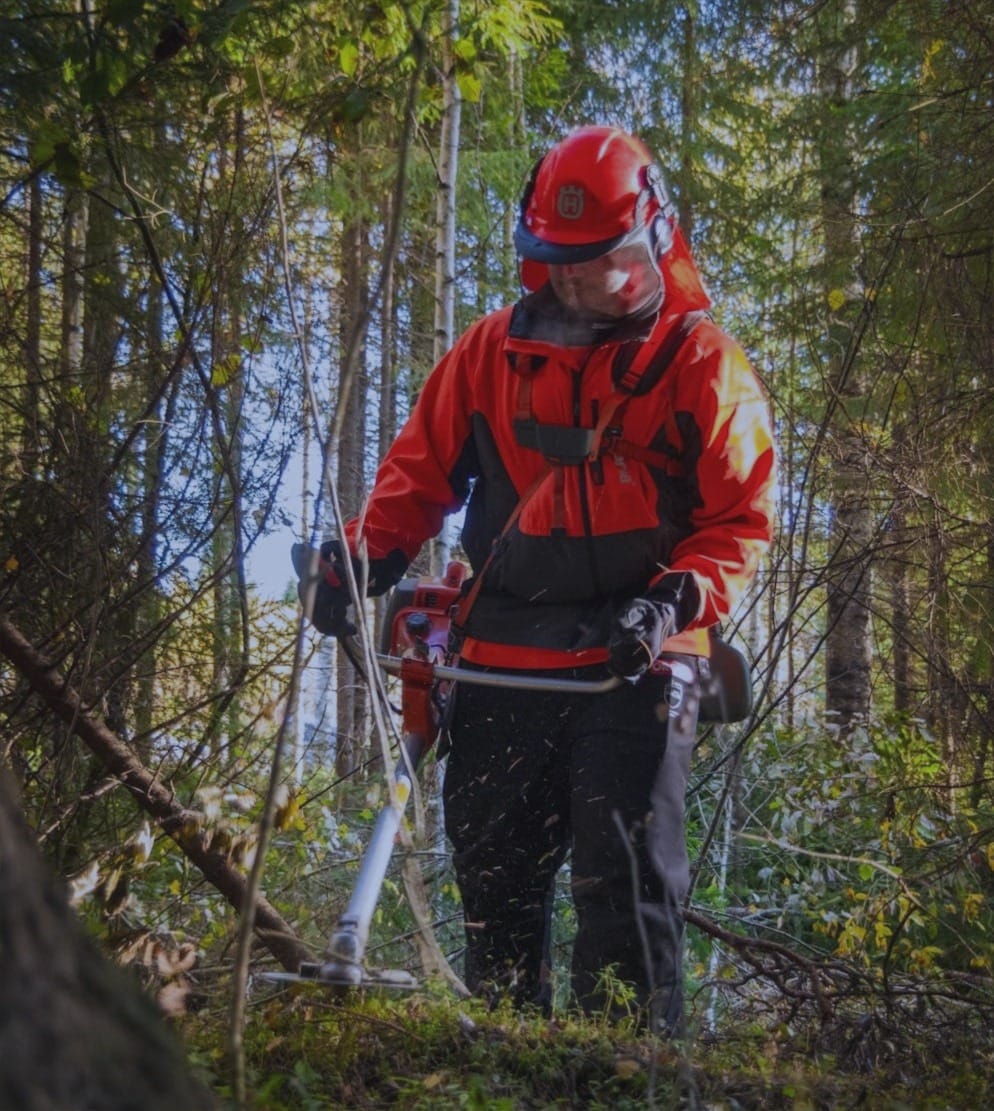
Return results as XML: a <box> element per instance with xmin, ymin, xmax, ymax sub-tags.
<box><xmin>261</xmin><ymin>561</ymin><xmax>620</xmax><ymax>993</ymax></box>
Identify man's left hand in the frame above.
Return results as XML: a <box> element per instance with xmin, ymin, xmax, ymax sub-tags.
<box><xmin>292</xmin><ymin>541</ymin><xmax>356</xmax><ymax>636</ymax></box>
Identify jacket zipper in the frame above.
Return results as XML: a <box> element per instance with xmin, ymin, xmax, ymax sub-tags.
<box><xmin>572</xmin><ymin>364</ymin><xmax>603</xmax><ymax>596</ymax></box>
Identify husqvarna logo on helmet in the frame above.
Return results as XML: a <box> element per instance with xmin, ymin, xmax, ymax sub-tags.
<box><xmin>557</xmin><ymin>185</ymin><xmax>584</xmax><ymax>219</ymax></box>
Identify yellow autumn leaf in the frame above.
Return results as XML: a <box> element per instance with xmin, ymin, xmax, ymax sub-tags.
<box><xmin>922</xmin><ymin>38</ymin><xmax>943</xmax><ymax>81</ymax></box>
<box><xmin>909</xmin><ymin>945</ymin><xmax>942</xmax><ymax>973</ymax></box>
<box><xmin>962</xmin><ymin>892</ymin><xmax>984</xmax><ymax>922</ymax></box>
<box><xmin>4</xmin><ymin>554</ymin><xmax>17</xmax><ymax>573</ymax></box>
<box><xmin>274</xmin><ymin>791</ymin><xmax>300</xmax><ymax>831</ymax></box>
<box><xmin>456</xmin><ymin>72</ymin><xmax>482</xmax><ymax>104</ymax></box>
<box><xmin>614</xmin><ymin>1056</ymin><xmax>642</xmax><ymax>1080</ymax></box>
<box><xmin>827</xmin><ymin>288</ymin><xmax>846</xmax><ymax>311</ymax></box>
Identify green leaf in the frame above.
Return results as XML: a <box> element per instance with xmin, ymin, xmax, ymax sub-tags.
<box><xmin>211</xmin><ymin>353</ymin><xmax>241</xmax><ymax>388</ymax></box>
<box><xmin>456</xmin><ymin>72</ymin><xmax>482</xmax><ymax>104</ymax></box>
<box><xmin>64</xmin><ymin>385</ymin><xmax>87</xmax><ymax>411</ymax></box>
<box><xmin>340</xmin><ymin>39</ymin><xmax>359</xmax><ymax>77</ymax></box>
<box><xmin>28</xmin><ymin>121</ymin><xmax>68</xmax><ymax>170</ymax></box>
<box><xmin>52</xmin><ymin>142</ymin><xmax>86</xmax><ymax>187</ymax></box>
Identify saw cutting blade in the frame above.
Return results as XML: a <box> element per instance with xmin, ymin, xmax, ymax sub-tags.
<box><xmin>255</xmin><ymin>964</ymin><xmax>420</xmax><ymax>992</ymax></box>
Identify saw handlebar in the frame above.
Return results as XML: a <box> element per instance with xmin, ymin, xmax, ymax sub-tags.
<box><xmin>375</xmin><ymin>653</ymin><xmax>623</xmax><ymax>694</ymax></box>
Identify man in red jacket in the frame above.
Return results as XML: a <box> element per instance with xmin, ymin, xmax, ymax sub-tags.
<box><xmin>297</xmin><ymin>125</ymin><xmax>775</xmax><ymax>1034</ymax></box>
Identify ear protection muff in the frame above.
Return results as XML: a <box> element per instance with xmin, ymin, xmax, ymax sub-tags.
<box><xmin>643</xmin><ymin>162</ymin><xmax>675</xmax><ymax>259</ymax></box>
<box><xmin>648</xmin><ymin>213</ymin><xmax>670</xmax><ymax>258</ymax></box>
<box><xmin>518</xmin><ymin>155</ymin><xmax>545</xmax><ymax>221</ymax></box>
<box><xmin>517</xmin><ymin>156</ymin><xmax>548</xmax><ymax>291</ymax></box>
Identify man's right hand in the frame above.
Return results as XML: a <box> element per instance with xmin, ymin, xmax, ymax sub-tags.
<box><xmin>607</xmin><ymin>596</ymin><xmax>677</xmax><ymax>681</ymax></box>
<box><xmin>291</xmin><ymin>541</ymin><xmax>357</xmax><ymax>637</ymax></box>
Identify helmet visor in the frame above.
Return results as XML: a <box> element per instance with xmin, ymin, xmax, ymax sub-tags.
<box><xmin>514</xmin><ymin>217</ymin><xmax>648</xmax><ymax>265</ymax></box>
<box><xmin>547</xmin><ymin>238</ymin><xmax>662</xmax><ymax>319</ymax></box>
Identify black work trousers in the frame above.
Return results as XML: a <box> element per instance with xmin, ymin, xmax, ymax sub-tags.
<box><xmin>442</xmin><ymin>657</ymin><xmax>700</xmax><ymax>1032</ymax></box>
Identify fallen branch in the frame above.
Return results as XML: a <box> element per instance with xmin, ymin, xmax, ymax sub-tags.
<box><xmin>0</xmin><ymin>614</ymin><xmax>311</xmax><ymax>972</ymax></box>
<box><xmin>684</xmin><ymin>906</ymin><xmax>835</xmax><ymax>1020</ymax></box>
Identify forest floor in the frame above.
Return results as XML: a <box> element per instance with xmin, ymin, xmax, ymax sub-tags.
<box><xmin>181</xmin><ymin>976</ymin><xmax>994</xmax><ymax>1109</ymax></box>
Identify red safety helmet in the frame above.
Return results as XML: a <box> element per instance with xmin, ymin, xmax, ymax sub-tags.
<box><xmin>514</xmin><ymin>125</ymin><xmax>677</xmax><ymax>290</ymax></box>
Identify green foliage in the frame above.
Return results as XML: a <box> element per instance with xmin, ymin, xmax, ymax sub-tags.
<box><xmin>691</xmin><ymin>713</ymin><xmax>994</xmax><ymax>997</ymax></box>
<box><xmin>2</xmin><ymin>0</ymin><xmax>994</xmax><ymax>1102</ymax></box>
<box><xmin>176</xmin><ymin>981</ymin><xmax>994</xmax><ymax>1109</ymax></box>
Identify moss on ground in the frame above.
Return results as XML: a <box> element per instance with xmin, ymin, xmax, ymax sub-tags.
<box><xmin>179</xmin><ymin>978</ymin><xmax>994</xmax><ymax>1110</ymax></box>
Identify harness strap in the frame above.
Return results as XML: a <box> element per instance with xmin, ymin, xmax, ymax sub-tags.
<box><xmin>585</xmin><ymin>310</ymin><xmax>708</xmax><ymax>464</ymax></box>
<box><xmin>616</xmin><ymin>312</ymin><xmax>674</xmax><ymax>393</ymax></box>
<box><xmin>450</xmin><ymin>465</ymin><xmax>551</xmax><ymax>634</ymax></box>
<box><xmin>617</xmin><ymin>309</ymin><xmax>709</xmax><ymax>397</ymax></box>
<box><xmin>515</xmin><ymin>372</ymin><xmax>532</xmax><ymax>424</ymax></box>
<box><xmin>607</xmin><ymin>438</ymin><xmax>674</xmax><ymax>471</ymax></box>
<box><xmin>584</xmin><ymin>391</ymin><xmax>629</xmax><ymax>462</ymax></box>
<box><xmin>512</xmin><ymin>310</ymin><xmax>709</xmax><ymax>468</ymax></box>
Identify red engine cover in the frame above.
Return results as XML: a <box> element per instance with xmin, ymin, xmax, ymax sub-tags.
<box><xmin>382</xmin><ymin>561</ymin><xmax>467</xmax><ymax>659</ymax></box>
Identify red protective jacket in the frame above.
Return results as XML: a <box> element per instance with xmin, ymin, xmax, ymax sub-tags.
<box><xmin>346</xmin><ymin>230</ymin><xmax>775</xmax><ymax>668</ymax></box>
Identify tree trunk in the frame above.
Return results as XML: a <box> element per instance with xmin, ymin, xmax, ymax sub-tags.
<box><xmin>335</xmin><ymin>210</ymin><xmax>369</xmax><ymax>778</ymax></box>
<box><xmin>818</xmin><ymin>0</ymin><xmax>872</xmax><ymax>726</ymax></box>
<box><xmin>133</xmin><ymin>263</ymin><xmax>166</xmax><ymax>750</ymax></box>
<box><xmin>0</xmin><ymin>763</ymin><xmax>215</xmax><ymax>1111</ymax></box>
<box><xmin>888</xmin><ymin>484</ymin><xmax>913</xmax><ymax>715</ymax></box>
<box><xmin>433</xmin><ymin>0</ymin><xmax>461</xmax><ymax>362</ymax></box>
<box><xmin>926</xmin><ymin>510</ymin><xmax>955</xmax><ymax>764</ymax></box>
<box><xmin>22</xmin><ymin>174</ymin><xmax>43</xmax><ymax>466</ymax></box>
<box><xmin>378</xmin><ymin>189</ymin><xmax>398</xmax><ymax>463</ymax></box>
<box><xmin>432</xmin><ymin>0</ymin><xmax>462</xmax><ymax>574</ymax></box>
<box><xmin>59</xmin><ymin>185</ymin><xmax>87</xmax><ymax>385</ymax></box>
<box><xmin>83</xmin><ymin>174</ymin><xmax>131</xmax><ymax>740</ymax></box>
<box><xmin>971</xmin><ymin>489</ymin><xmax>994</xmax><ymax>807</ymax></box>
<box><xmin>208</xmin><ymin>108</ymin><xmax>250</xmax><ymax>758</ymax></box>
<box><xmin>677</xmin><ymin>0</ymin><xmax>698</xmax><ymax>241</ymax></box>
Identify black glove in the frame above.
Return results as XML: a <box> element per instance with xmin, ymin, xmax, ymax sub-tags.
<box><xmin>292</xmin><ymin>541</ymin><xmax>354</xmax><ymax>636</ymax></box>
<box><xmin>606</xmin><ymin>573</ymin><xmax>700</xmax><ymax>681</ymax></box>
<box><xmin>607</xmin><ymin>597</ymin><xmax>677</xmax><ymax>680</ymax></box>
<box><xmin>291</xmin><ymin>540</ymin><xmax>409</xmax><ymax>636</ymax></box>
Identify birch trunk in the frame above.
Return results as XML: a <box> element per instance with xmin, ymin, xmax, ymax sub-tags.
<box><xmin>334</xmin><ymin>211</ymin><xmax>369</xmax><ymax>778</ymax></box>
<box><xmin>208</xmin><ymin>109</ymin><xmax>250</xmax><ymax>757</ymax></box>
<box><xmin>431</xmin><ymin>0</ymin><xmax>461</xmax><ymax>574</ymax></box>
